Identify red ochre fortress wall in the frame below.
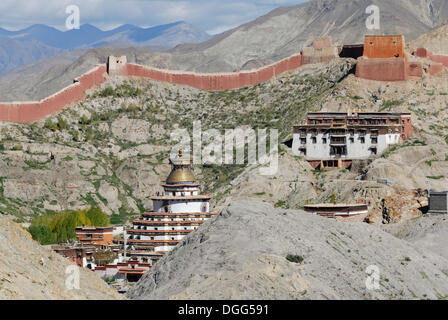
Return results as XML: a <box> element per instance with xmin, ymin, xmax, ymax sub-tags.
<box><xmin>355</xmin><ymin>35</ymin><xmax>448</xmax><ymax>81</ymax></box>
<box><xmin>415</xmin><ymin>47</ymin><xmax>448</xmax><ymax>73</ymax></box>
<box><xmin>0</xmin><ymin>37</ymin><xmax>340</xmax><ymax>123</ymax></box>
<box><xmin>363</xmin><ymin>35</ymin><xmax>406</xmax><ymax>59</ymax></box>
<box><xmin>0</xmin><ymin>54</ymin><xmax>306</xmax><ymax>123</ymax></box>
<box><xmin>121</xmin><ymin>37</ymin><xmax>337</xmax><ymax>90</ymax></box>
<box><xmin>356</xmin><ymin>35</ymin><xmax>423</xmax><ymax>81</ymax></box>
<box><xmin>0</xmin><ymin>65</ymin><xmax>107</xmax><ymax>123</ymax></box>
<box><xmin>0</xmin><ymin>34</ymin><xmax>446</xmax><ymax>123</ymax></box>
<box><xmin>123</xmin><ymin>54</ymin><xmax>303</xmax><ymax>91</ymax></box>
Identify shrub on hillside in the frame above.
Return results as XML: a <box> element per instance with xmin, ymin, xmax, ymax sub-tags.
<box><xmin>286</xmin><ymin>254</ymin><xmax>304</xmax><ymax>264</ymax></box>
<box><xmin>28</xmin><ymin>207</ymin><xmax>110</xmax><ymax>245</ymax></box>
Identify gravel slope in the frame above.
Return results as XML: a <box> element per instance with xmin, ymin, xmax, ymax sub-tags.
<box><xmin>128</xmin><ymin>200</ymin><xmax>448</xmax><ymax>300</ymax></box>
<box><xmin>0</xmin><ymin>215</ymin><xmax>121</xmax><ymax>300</ymax></box>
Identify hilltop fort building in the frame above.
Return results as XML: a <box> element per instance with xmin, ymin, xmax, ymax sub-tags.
<box><xmin>292</xmin><ymin>112</ymin><xmax>413</xmax><ymax>169</ymax></box>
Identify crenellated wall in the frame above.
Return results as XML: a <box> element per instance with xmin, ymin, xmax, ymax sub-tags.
<box><xmin>122</xmin><ymin>54</ymin><xmax>303</xmax><ymax>91</ymax></box>
<box><xmin>0</xmin><ymin>53</ymin><xmax>308</xmax><ymax>123</ymax></box>
<box><xmin>356</xmin><ymin>57</ymin><xmax>407</xmax><ymax>81</ymax></box>
<box><xmin>0</xmin><ymin>37</ymin><xmax>343</xmax><ymax>123</ymax></box>
<box><xmin>415</xmin><ymin>48</ymin><xmax>448</xmax><ymax>71</ymax></box>
<box><xmin>363</xmin><ymin>35</ymin><xmax>406</xmax><ymax>59</ymax></box>
<box><xmin>0</xmin><ymin>65</ymin><xmax>107</xmax><ymax>123</ymax></box>
<box><xmin>0</xmin><ymin>34</ymin><xmax>444</xmax><ymax>124</ymax></box>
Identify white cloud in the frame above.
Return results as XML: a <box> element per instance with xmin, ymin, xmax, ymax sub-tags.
<box><xmin>0</xmin><ymin>0</ymin><xmax>308</xmax><ymax>32</ymax></box>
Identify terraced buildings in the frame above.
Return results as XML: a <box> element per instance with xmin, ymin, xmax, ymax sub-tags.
<box><xmin>292</xmin><ymin>111</ymin><xmax>413</xmax><ymax>169</ymax></box>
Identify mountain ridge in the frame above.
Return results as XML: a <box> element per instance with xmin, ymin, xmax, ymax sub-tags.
<box><xmin>2</xmin><ymin>0</ymin><xmax>448</xmax><ymax>101</ymax></box>
<box><xmin>0</xmin><ymin>21</ymin><xmax>210</xmax><ymax>50</ymax></box>
<box><xmin>0</xmin><ymin>21</ymin><xmax>210</xmax><ymax>77</ymax></box>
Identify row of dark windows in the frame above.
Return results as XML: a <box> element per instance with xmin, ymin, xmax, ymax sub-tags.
<box><xmin>301</xmin><ymin>137</ymin><xmax>378</xmax><ymax>144</ymax></box>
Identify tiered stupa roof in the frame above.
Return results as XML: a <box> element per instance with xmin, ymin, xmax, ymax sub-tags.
<box><xmin>165</xmin><ymin>148</ymin><xmax>197</xmax><ymax>185</ymax></box>
<box><xmin>118</xmin><ymin>149</ymin><xmax>216</xmax><ymax>264</ymax></box>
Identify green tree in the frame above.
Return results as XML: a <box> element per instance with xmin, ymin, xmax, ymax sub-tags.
<box><xmin>28</xmin><ymin>225</ymin><xmax>56</xmax><ymax>245</ymax></box>
<box><xmin>86</xmin><ymin>207</ymin><xmax>109</xmax><ymax>226</ymax></box>
<box><xmin>28</xmin><ymin>207</ymin><xmax>110</xmax><ymax>245</ymax></box>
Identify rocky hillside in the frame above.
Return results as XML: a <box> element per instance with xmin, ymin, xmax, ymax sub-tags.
<box><xmin>0</xmin><ymin>215</ymin><xmax>121</xmax><ymax>299</ymax></box>
<box><xmin>383</xmin><ymin>214</ymin><xmax>448</xmax><ymax>262</ymax></box>
<box><xmin>0</xmin><ymin>58</ymin><xmax>354</xmax><ymax>224</ymax></box>
<box><xmin>409</xmin><ymin>23</ymin><xmax>448</xmax><ymax>54</ymax></box>
<box><xmin>128</xmin><ymin>200</ymin><xmax>448</xmax><ymax>300</ymax></box>
<box><xmin>1</xmin><ymin>51</ymin><xmax>447</xmax><ymax>228</ymax></box>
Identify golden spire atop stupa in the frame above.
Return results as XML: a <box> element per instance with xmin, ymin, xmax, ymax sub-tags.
<box><xmin>166</xmin><ymin>147</ymin><xmax>196</xmax><ymax>184</ymax></box>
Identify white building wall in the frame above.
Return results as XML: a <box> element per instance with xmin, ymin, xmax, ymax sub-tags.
<box><xmin>292</xmin><ymin>132</ymin><xmax>401</xmax><ymax>160</ymax></box>
<box><xmin>133</xmin><ymin>225</ymin><xmax>197</xmax><ymax>231</ymax></box>
<box><xmin>153</xmin><ymin>200</ymin><xmax>209</xmax><ymax>213</ymax></box>
<box><xmin>142</xmin><ymin>217</ymin><xmax>206</xmax><ymax>222</ymax></box>
<box><xmin>155</xmin><ymin>245</ymin><xmax>176</xmax><ymax>252</ymax></box>
<box><xmin>138</xmin><ymin>235</ymin><xmax>185</xmax><ymax>241</ymax></box>
<box><xmin>163</xmin><ymin>186</ymin><xmax>200</xmax><ymax>197</ymax></box>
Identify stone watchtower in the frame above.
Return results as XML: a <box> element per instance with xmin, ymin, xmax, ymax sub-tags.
<box><xmin>107</xmin><ymin>56</ymin><xmax>127</xmax><ymax>76</ymax></box>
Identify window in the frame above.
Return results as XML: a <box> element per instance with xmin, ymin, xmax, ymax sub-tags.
<box><xmin>371</xmin><ymin>137</ymin><xmax>378</xmax><ymax>144</ymax></box>
<box><xmin>322</xmin><ymin>138</ymin><xmax>327</xmax><ymax>144</ymax></box>
<box><xmin>360</xmin><ymin>137</ymin><xmax>365</xmax><ymax>144</ymax></box>
<box><xmin>349</xmin><ymin>137</ymin><xmax>354</xmax><ymax>143</ymax></box>
<box><xmin>312</xmin><ymin>137</ymin><xmax>317</xmax><ymax>144</ymax></box>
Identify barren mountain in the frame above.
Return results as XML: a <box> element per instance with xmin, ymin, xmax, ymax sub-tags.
<box><xmin>0</xmin><ymin>22</ymin><xmax>210</xmax><ymax>80</ymax></box>
<box><xmin>409</xmin><ymin>22</ymin><xmax>448</xmax><ymax>54</ymax></box>
<box><xmin>167</xmin><ymin>0</ymin><xmax>448</xmax><ymax>72</ymax></box>
<box><xmin>0</xmin><ymin>215</ymin><xmax>121</xmax><ymax>299</ymax></box>
<box><xmin>128</xmin><ymin>200</ymin><xmax>448</xmax><ymax>300</ymax></box>
<box><xmin>2</xmin><ymin>0</ymin><xmax>448</xmax><ymax>101</ymax></box>
<box><xmin>0</xmin><ymin>25</ymin><xmax>447</xmax><ymax>300</ymax></box>
<box><xmin>0</xmin><ymin>47</ymin><xmax>175</xmax><ymax>101</ymax></box>
<box><xmin>0</xmin><ymin>39</ymin><xmax>63</xmax><ymax>75</ymax></box>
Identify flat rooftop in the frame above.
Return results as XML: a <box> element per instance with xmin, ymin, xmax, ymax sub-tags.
<box><xmin>305</xmin><ymin>204</ymin><xmax>368</xmax><ymax>209</ymax></box>
<box><xmin>307</xmin><ymin>112</ymin><xmax>411</xmax><ymax>118</ymax></box>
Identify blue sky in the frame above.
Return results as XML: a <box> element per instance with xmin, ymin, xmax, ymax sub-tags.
<box><xmin>0</xmin><ymin>0</ymin><xmax>308</xmax><ymax>34</ymax></box>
